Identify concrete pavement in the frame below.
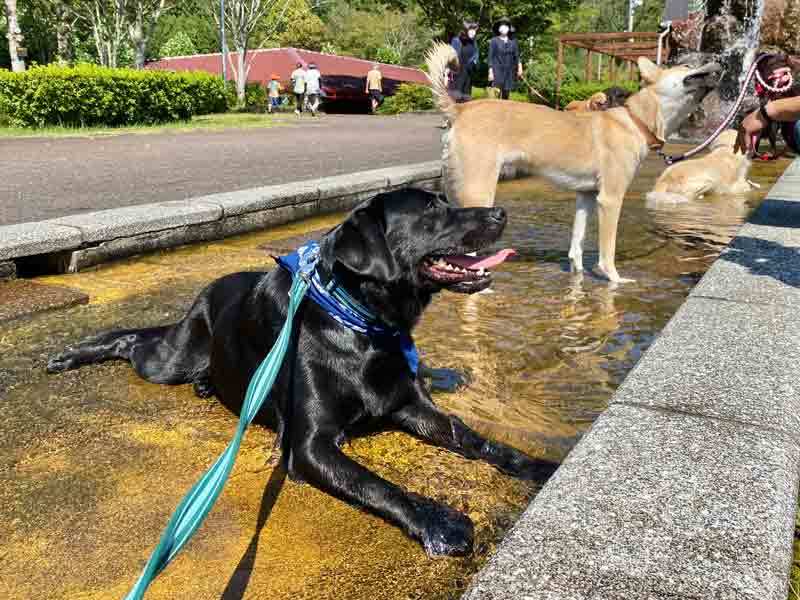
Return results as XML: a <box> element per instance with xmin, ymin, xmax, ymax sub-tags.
<box><xmin>0</xmin><ymin>113</ymin><xmax>442</xmax><ymax>226</ymax></box>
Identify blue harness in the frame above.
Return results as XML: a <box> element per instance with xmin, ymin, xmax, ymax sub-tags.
<box><xmin>275</xmin><ymin>241</ymin><xmax>419</xmax><ymax>375</ymax></box>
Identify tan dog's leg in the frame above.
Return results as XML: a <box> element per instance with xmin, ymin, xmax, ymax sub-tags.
<box><xmin>595</xmin><ymin>193</ymin><xmax>633</xmax><ymax>283</ymax></box>
<box><xmin>450</xmin><ymin>141</ymin><xmax>502</xmax><ymax>208</ymax></box>
<box><xmin>568</xmin><ymin>191</ymin><xmax>597</xmax><ymax>273</ymax></box>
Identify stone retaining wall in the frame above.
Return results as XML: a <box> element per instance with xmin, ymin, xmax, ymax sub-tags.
<box><xmin>0</xmin><ymin>162</ymin><xmax>442</xmax><ymax>274</ymax></box>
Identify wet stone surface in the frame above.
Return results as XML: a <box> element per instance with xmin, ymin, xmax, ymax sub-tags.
<box><xmin>0</xmin><ymin>279</ymin><xmax>88</xmax><ymax>323</ymax></box>
<box><xmin>0</xmin><ymin>153</ymin><xmax>789</xmax><ymax>599</ymax></box>
<box><xmin>258</xmin><ymin>227</ymin><xmax>330</xmax><ymax>255</ymax></box>
<box><xmin>0</xmin><ymin>260</ymin><xmax>15</xmax><ymax>281</ymax></box>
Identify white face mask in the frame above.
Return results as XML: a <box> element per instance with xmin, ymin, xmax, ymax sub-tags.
<box><xmin>498</xmin><ymin>25</ymin><xmax>509</xmax><ymax>35</ymax></box>
<box><xmin>467</xmin><ymin>29</ymin><xmax>476</xmax><ymax>39</ymax></box>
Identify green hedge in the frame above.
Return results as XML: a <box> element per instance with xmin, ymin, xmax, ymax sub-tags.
<box><xmin>377</xmin><ymin>83</ymin><xmax>434</xmax><ymax>114</ymax></box>
<box><xmin>557</xmin><ymin>80</ymin><xmax>639</xmax><ymax>109</ymax></box>
<box><xmin>0</xmin><ymin>63</ymin><xmax>229</xmax><ymax>128</ymax></box>
<box><xmin>226</xmin><ymin>81</ymin><xmax>269</xmax><ymax>112</ymax></box>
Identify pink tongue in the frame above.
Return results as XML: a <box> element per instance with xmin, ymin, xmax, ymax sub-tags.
<box><xmin>446</xmin><ymin>249</ymin><xmax>517</xmax><ymax>270</ymax></box>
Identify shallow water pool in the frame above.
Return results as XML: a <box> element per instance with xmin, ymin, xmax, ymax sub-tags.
<box><xmin>0</xmin><ymin>151</ymin><xmax>789</xmax><ymax>599</ymax></box>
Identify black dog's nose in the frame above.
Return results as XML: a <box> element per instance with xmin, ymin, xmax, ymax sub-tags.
<box><xmin>489</xmin><ymin>208</ymin><xmax>506</xmax><ymax>223</ymax></box>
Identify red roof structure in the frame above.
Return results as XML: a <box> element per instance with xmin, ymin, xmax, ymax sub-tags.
<box><xmin>146</xmin><ymin>48</ymin><xmax>429</xmax><ymax>103</ymax></box>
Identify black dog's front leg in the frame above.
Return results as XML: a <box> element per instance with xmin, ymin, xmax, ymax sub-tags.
<box><xmin>393</xmin><ymin>401</ymin><xmax>559</xmax><ymax>482</ymax></box>
<box><xmin>289</xmin><ymin>428</ymin><xmax>474</xmax><ymax>557</ymax></box>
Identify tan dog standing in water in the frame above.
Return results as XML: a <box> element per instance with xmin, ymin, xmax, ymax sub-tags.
<box><xmin>565</xmin><ymin>92</ymin><xmax>608</xmax><ymax>112</ymax></box>
<box><xmin>426</xmin><ymin>43</ymin><xmax>721</xmax><ymax>282</ymax></box>
<box><xmin>646</xmin><ymin>129</ymin><xmax>753</xmax><ymax>204</ymax></box>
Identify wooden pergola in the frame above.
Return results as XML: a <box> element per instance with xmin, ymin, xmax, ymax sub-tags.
<box><xmin>555</xmin><ymin>32</ymin><xmax>668</xmax><ymax>106</ymax></box>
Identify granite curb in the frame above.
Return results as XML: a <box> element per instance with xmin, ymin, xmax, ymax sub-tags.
<box><xmin>0</xmin><ymin>162</ymin><xmax>442</xmax><ymax>273</ymax></box>
<box><xmin>462</xmin><ymin>159</ymin><xmax>800</xmax><ymax>599</ymax></box>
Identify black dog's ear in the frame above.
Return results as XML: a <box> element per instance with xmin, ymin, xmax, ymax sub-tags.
<box><xmin>332</xmin><ymin>197</ymin><xmax>400</xmax><ymax>282</ymax></box>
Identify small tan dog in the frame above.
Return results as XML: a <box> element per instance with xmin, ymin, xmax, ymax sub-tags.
<box><xmin>646</xmin><ymin>130</ymin><xmax>753</xmax><ymax>204</ymax></box>
<box><xmin>565</xmin><ymin>92</ymin><xmax>608</xmax><ymax>112</ymax></box>
<box><xmin>426</xmin><ymin>43</ymin><xmax>720</xmax><ymax>282</ymax></box>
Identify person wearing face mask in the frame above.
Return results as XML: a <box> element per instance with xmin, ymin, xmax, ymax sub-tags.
<box><xmin>448</xmin><ymin>21</ymin><xmax>480</xmax><ymax>103</ymax></box>
<box><xmin>489</xmin><ymin>17</ymin><xmax>522</xmax><ymax>100</ymax></box>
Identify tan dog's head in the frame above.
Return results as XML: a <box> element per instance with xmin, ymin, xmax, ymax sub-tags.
<box><xmin>588</xmin><ymin>92</ymin><xmax>608</xmax><ymax>111</ymax></box>
<box><xmin>710</xmin><ymin>129</ymin><xmax>739</xmax><ymax>151</ymax></box>
<box><xmin>635</xmin><ymin>57</ymin><xmax>721</xmax><ymax>139</ymax></box>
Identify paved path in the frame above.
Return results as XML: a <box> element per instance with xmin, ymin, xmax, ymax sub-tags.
<box><xmin>0</xmin><ymin>113</ymin><xmax>443</xmax><ymax>226</ymax></box>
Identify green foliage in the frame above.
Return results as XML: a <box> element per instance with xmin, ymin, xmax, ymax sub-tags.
<box><xmin>374</xmin><ymin>47</ymin><xmax>401</xmax><ymax>65</ymax></box>
<box><xmin>226</xmin><ymin>80</ymin><xmax>268</xmax><ymax>111</ymax></box>
<box><xmin>324</xmin><ymin>5</ymin><xmax>433</xmax><ymax>66</ymax></box>
<box><xmin>377</xmin><ymin>83</ymin><xmax>434</xmax><ymax>114</ymax></box>
<box><xmin>149</xmin><ymin>14</ymin><xmax>220</xmax><ymax>60</ymax></box>
<box><xmin>159</xmin><ymin>31</ymin><xmax>197</xmax><ymax>58</ymax></box>
<box><xmin>386</xmin><ymin>0</ymin><xmax>579</xmax><ymax>59</ymax></box>
<box><xmin>522</xmin><ymin>51</ymin><xmax>580</xmax><ymax>105</ymax></box>
<box><xmin>557</xmin><ymin>79</ymin><xmax>638</xmax><ymax>108</ymax></box>
<box><xmin>471</xmin><ymin>87</ymin><xmax>529</xmax><ymax>103</ymax></box>
<box><xmin>274</xmin><ymin>0</ymin><xmax>328</xmax><ymax>50</ymax></box>
<box><xmin>0</xmin><ymin>63</ymin><xmax>229</xmax><ymax>128</ymax></box>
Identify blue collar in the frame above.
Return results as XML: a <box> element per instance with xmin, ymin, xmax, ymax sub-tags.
<box><xmin>274</xmin><ymin>241</ymin><xmax>419</xmax><ymax>376</ymax></box>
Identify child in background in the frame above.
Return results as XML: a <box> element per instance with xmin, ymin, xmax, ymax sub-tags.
<box><xmin>267</xmin><ymin>74</ymin><xmax>282</xmax><ymax>114</ymax></box>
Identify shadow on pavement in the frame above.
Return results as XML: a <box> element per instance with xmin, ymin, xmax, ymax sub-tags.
<box><xmin>221</xmin><ymin>464</ymin><xmax>288</xmax><ymax>600</ymax></box>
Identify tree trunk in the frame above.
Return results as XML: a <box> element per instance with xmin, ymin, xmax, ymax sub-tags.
<box><xmin>55</xmin><ymin>4</ymin><xmax>72</xmax><ymax>64</ymax></box>
<box><xmin>4</xmin><ymin>0</ymin><xmax>25</xmax><ymax>72</ymax></box>
<box><xmin>130</xmin><ymin>19</ymin><xmax>146</xmax><ymax>68</ymax></box>
<box><xmin>236</xmin><ymin>49</ymin><xmax>247</xmax><ymax>104</ymax></box>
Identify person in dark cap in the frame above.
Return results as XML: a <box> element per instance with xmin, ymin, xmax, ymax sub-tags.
<box><xmin>488</xmin><ymin>16</ymin><xmax>522</xmax><ymax>100</ymax></box>
<box><xmin>448</xmin><ymin>20</ymin><xmax>480</xmax><ymax>102</ymax></box>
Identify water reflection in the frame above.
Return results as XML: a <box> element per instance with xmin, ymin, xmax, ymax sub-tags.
<box><xmin>417</xmin><ymin>154</ymin><xmax>788</xmax><ymax>461</ymax></box>
<box><xmin>646</xmin><ymin>191</ymin><xmax>752</xmax><ymax>253</ymax></box>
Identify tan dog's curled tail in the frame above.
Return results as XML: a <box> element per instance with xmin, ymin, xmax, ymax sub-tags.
<box><xmin>426</xmin><ymin>42</ymin><xmax>458</xmax><ymax>118</ymax></box>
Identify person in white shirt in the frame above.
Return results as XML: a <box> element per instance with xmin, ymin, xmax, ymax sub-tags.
<box><xmin>304</xmin><ymin>62</ymin><xmax>323</xmax><ymax>116</ymax></box>
<box><xmin>290</xmin><ymin>62</ymin><xmax>306</xmax><ymax>115</ymax></box>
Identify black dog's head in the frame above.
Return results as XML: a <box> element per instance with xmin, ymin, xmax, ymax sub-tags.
<box><xmin>320</xmin><ymin>188</ymin><xmax>510</xmax><ymax>329</ymax></box>
<box><xmin>603</xmin><ymin>86</ymin><xmax>631</xmax><ymax>108</ymax></box>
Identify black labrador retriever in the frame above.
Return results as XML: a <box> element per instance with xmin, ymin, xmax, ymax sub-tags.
<box><xmin>47</xmin><ymin>188</ymin><xmax>556</xmax><ymax>556</ymax></box>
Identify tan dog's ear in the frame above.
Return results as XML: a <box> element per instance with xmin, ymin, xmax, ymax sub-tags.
<box><xmin>637</xmin><ymin>57</ymin><xmax>661</xmax><ymax>84</ymax></box>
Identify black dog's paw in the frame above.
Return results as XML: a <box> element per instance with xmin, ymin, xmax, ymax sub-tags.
<box><xmin>410</xmin><ymin>495</ymin><xmax>474</xmax><ymax>557</ymax></box>
<box><xmin>420</xmin><ymin>366</ymin><xmax>472</xmax><ymax>394</ymax></box>
<box><xmin>46</xmin><ymin>351</ymin><xmax>76</xmax><ymax>374</ymax></box>
<box><xmin>511</xmin><ymin>456</ymin><xmax>560</xmax><ymax>483</ymax></box>
<box><xmin>192</xmin><ymin>379</ymin><xmax>216</xmax><ymax>399</ymax></box>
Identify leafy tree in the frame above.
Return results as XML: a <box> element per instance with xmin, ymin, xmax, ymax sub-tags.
<box><xmin>272</xmin><ymin>0</ymin><xmax>327</xmax><ymax>50</ymax></box>
<box><xmin>159</xmin><ymin>29</ymin><xmax>196</xmax><ymax>55</ymax></box>
<box><xmin>386</xmin><ymin>0</ymin><xmax>579</xmax><ymax>52</ymax></box>
<box><xmin>149</xmin><ymin>13</ymin><xmax>219</xmax><ymax>58</ymax></box>
<box><xmin>324</xmin><ymin>4</ymin><xmax>433</xmax><ymax>65</ymax></box>
<box><xmin>211</xmin><ymin>0</ymin><xmax>293</xmax><ymax>105</ymax></box>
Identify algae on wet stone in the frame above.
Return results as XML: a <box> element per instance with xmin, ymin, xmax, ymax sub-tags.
<box><xmin>0</xmin><ymin>218</ymin><xmax>537</xmax><ymax>600</ymax></box>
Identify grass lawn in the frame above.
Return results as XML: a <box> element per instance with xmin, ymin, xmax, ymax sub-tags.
<box><xmin>0</xmin><ymin>112</ymin><xmax>297</xmax><ymax>138</ymax></box>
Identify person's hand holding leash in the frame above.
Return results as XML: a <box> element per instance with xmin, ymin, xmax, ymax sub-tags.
<box><xmin>735</xmin><ymin>108</ymin><xmax>770</xmax><ymax>156</ymax></box>
<box><xmin>488</xmin><ymin>68</ymin><xmax>494</xmax><ymax>82</ymax></box>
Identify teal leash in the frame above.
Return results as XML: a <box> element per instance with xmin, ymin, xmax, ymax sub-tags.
<box><xmin>123</xmin><ymin>260</ymin><xmax>314</xmax><ymax>600</ymax></box>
